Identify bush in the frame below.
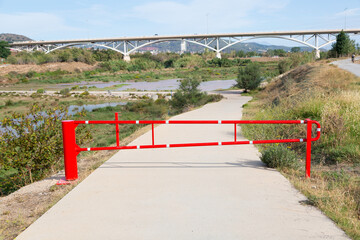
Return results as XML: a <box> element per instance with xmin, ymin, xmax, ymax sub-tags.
<box><xmin>5</xmin><ymin>99</ymin><xmax>14</xmax><ymax>106</ymax></box>
<box><xmin>59</xmin><ymin>88</ymin><xmax>71</xmax><ymax>96</ymax></box>
<box><xmin>127</xmin><ymin>58</ymin><xmax>160</xmax><ymax>71</ymax></box>
<box><xmin>6</xmin><ymin>55</ymin><xmax>17</xmax><ymax>64</ymax></box>
<box><xmin>170</xmin><ymin>77</ymin><xmax>203</xmax><ymax>111</ymax></box>
<box><xmin>235</xmin><ymin>62</ymin><xmax>262</xmax><ymax>92</ymax></box>
<box><xmin>173</xmin><ymin>55</ymin><xmax>205</xmax><ymax>68</ymax></box>
<box><xmin>80</xmin><ymin>91</ymin><xmax>90</xmax><ymax>97</ymax></box>
<box><xmin>207</xmin><ymin>58</ymin><xmax>235</xmax><ymax>67</ymax></box>
<box><xmin>278</xmin><ymin>59</ymin><xmax>292</xmax><ymax>74</ymax></box>
<box><xmin>260</xmin><ymin>144</ymin><xmax>299</xmax><ymax>169</ymax></box>
<box><xmin>100</xmin><ymin>60</ymin><xmax>127</xmax><ymax>72</ymax></box>
<box><xmin>0</xmin><ymin>104</ymin><xmax>90</xmax><ymax>195</ymax></box>
<box><xmin>58</xmin><ymin>50</ymin><xmax>72</xmax><ymax>62</ymax></box>
<box><xmin>36</xmin><ymin>88</ymin><xmax>45</xmax><ymax>93</ymax></box>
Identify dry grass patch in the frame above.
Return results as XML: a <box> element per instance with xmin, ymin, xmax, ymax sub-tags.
<box><xmin>283</xmin><ymin>167</ymin><xmax>360</xmax><ymax>239</ymax></box>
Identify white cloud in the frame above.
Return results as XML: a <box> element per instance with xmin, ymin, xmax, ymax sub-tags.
<box><xmin>131</xmin><ymin>0</ymin><xmax>289</xmax><ymax>33</ymax></box>
<box><xmin>0</xmin><ymin>12</ymin><xmax>82</xmax><ymax>39</ymax></box>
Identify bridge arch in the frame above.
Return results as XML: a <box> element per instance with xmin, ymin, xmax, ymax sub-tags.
<box><xmin>126</xmin><ymin>39</ymin><xmax>217</xmax><ymax>54</ymax></box>
<box><xmin>46</xmin><ymin>42</ymin><xmax>125</xmax><ymax>55</ymax></box>
<box><xmin>218</xmin><ymin>35</ymin><xmax>335</xmax><ymax>56</ymax></box>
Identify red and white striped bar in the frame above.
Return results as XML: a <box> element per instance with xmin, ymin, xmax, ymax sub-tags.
<box><xmin>75</xmin><ymin>119</ymin><xmax>308</xmax><ymax>125</ymax></box>
<box><xmin>60</xmin><ymin>118</ymin><xmax>321</xmax><ymax>183</ymax></box>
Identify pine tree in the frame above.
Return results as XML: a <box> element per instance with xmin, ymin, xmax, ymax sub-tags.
<box><xmin>332</xmin><ymin>30</ymin><xmax>355</xmax><ymax>57</ymax></box>
<box><xmin>0</xmin><ymin>41</ymin><xmax>11</xmax><ymax>59</ymax></box>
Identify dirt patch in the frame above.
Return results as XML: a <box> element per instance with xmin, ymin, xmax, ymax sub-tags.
<box><xmin>0</xmin><ymin>62</ymin><xmax>97</xmax><ymax>76</ymax></box>
<box><xmin>242</xmin><ymin>57</ymin><xmax>285</xmax><ymax>62</ymax></box>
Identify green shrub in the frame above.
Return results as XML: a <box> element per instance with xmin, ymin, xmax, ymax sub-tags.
<box><xmin>6</xmin><ymin>55</ymin><xmax>18</xmax><ymax>64</ymax></box>
<box><xmin>173</xmin><ymin>55</ymin><xmax>205</xmax><ymax>68</ymax></box>
<box><xmin>80</xmin><ymin>91</ymin><xmax>90</xmax><ymax>97</ymax></box>
<box><xmin>36</xmin><ymin>88</ymin><xmax>45</xmax><ymax>93</ymax></box>
<box><xmin>127</xmin><ymin>58</ymin><xmax>160</xmax><ymax>71</ymax></box>
<box><xmin>5</xmin><ymin>99</ymin><xmax>14</xmax><ymax>106</ymax></box>
<box><xmin>58</xmin><ymin>50</ymin><xmax>72</xmax><ymax>62</ymax></box>
<box><xmin>0</xmin><ymin>104</ymin><xmax>90</xmax><ymax>195</ymax></box>
<box><xmin>235</xmin><ymin>62</ymin><xmax>262</xmax><ymax>92</ymax></box>
<box><xmin>170</xmin><ymin>77</ymin><xmax>202</xmax><ymax>110</ymax></box>
<box><xmin>260</xmin><ymin>144</ymin><xmax>299</xmax><ymax>169</ymax></box>
<box><xmin>207</xmin><ymin>58</ymin><xmax>235</xmax><ymax>67</ymax></box>
<box><xmin>278</xmin><ymin>59</ymin><xmax>292</xmax><ymax>74</ymax></box>
<box><xmin>59</xmin><ymin>88</ymin><xmax>70</xmax><ymax>96</ymax></box>
<box><xmin>100</xmin><ymin>60</ymin><xmax>127</xmax><ymax>72</ymax></box>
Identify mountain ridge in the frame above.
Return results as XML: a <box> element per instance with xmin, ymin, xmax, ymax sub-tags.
<box><xmin>0</xmin><ymin>33</ymin><xmax>33</xmax><ymax>43</ymax></box>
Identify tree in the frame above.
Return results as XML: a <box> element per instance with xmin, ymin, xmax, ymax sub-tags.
<box><xmin>235</xmin><ymin>62</ymin><xmax>262</xmax><ymax>92</ymax></box>
<box><xmin>332</xmin><ymin>30</ymin><xmax>355</xmax><ymax>57</ymax></box>
<box><xmin>273</xmin><ymin>49</ymin><xmax>287</xmax><ymax>57</ymax></box>
<box><xmin>0</xmin><ymin>41</ymin><xmax>11</xmax><ymax>59</ymax></box>
<box><xmin>291</xmin><ymin>47</ymin><xmax>301</xmax><ymax>53</ymax></box>
<box><xmin>170</xmin><ymin>77</ymin><xmax>203</xmax><ymax>111</ymax></box>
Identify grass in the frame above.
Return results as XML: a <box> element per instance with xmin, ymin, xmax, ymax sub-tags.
<box><xmin>241</xmin><ymin>62</ymin><xmax>360</xmax><ymax>239</ymax></box>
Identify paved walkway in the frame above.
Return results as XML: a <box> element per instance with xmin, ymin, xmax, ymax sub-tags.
<box><xmin>332</xmin><ymin>57</ymin><xmax>360</xmax><ymax>77</ymax></box>
<box><xmin>17</xmin><ymin>92</ymin><xmax>348</xmax><ymax>239</ymax></box>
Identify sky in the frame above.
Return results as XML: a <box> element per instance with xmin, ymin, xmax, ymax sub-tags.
<box><xmin>0</xmin><ymin>0</ymin><xmax>359</xmax><ymax>47</ymax></box>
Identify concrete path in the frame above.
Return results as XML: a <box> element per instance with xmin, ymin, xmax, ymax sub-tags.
<box><xmin>332</xmin><ymin>57</ymin><xmax>360</xmax><ymax>77</ymax></box>
<box><xmin>16</xmin><ymin>92</ymin><xmax>348</xmax><ymax>240</ymax></box>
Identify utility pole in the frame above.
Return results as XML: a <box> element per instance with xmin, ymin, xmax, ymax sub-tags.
<box><xmin>344</xmin><ymin>8</ymin><xmax>348</xmax><ymax>29</ymax></box>
<box><xmin>206</xmin><ymin>13</ymin><xmax>209</xmax><ymax>34</ymax></box>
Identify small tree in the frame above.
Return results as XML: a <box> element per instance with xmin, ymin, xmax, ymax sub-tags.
<box><xmin>291</xmin><ymin>47</ymin><xmax>301</xmax><ymax>53</ymax></box>
<box><xmin>0</xmin><ymin>41</ymin><xmax>11</xmax><ymax>59</ymax></box>
<box><xmin>170</xmin><ymin>77</ymin><xmax>203</xmax><ymax>111</ymax></box>
<box><xmin>235</xmin><ymin>62</ymin><xmax>262</xmax><ymax>92</ymax></box>
<box><xmin>332</xmin><ymin>30</ymin><xmax>355</xmax><ymax>57</ymax></box>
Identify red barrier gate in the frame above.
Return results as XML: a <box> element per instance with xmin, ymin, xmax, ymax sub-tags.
<box><xmin>61</xmin><ymin>117</ymin><xmax>320</xmax><ymax>182</ymax></box>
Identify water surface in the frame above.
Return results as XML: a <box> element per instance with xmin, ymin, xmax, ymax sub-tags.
<box><xmin>58</xmin><ymin>79</ymin><xmax>236</xmax><ymax>92</ymax></box>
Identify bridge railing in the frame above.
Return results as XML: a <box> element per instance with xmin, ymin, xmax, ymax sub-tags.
<box><xmin>61</xmin><ymin>117</ymin><xmax>321</xmax><ymax>182</ymax></box>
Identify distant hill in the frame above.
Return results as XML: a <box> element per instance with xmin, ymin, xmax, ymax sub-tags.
<box><xmin>0</xmin><ymin>33</ymin><xmax>32</xmax><ymax>43</ymax></box>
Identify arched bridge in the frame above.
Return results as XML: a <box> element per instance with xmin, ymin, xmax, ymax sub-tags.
<box><xmin>9</xmin><ymin>29</ymin><xmax>360</xmax><ymax>61</ymax></box>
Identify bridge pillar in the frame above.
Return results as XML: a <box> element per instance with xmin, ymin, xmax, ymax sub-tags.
<box><xmin>180</xmin><ymin>40</ymin><xmax>187</xmax><ymax>54</ymax></box>
<box><xmin>216</xmin><ymin>51</ymin><xmax>222</xmax><ymax>59</ymax></box>
<box><xmin>314</xmin><ymin>34</ymin><xmax>320</xmax><ymax>59</ymax></box>
<box><xmin>123</xmin><ymin>55</ymin><xmax>131</xmax><ymax>62</ymax></box>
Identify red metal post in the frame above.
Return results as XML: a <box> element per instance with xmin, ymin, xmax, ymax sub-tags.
<box><xmin>115</xmin><ymin>113</ymin><xmax>120</xmax><ymax>147</ymax></box>
<box><xmin>305</xmin><ymin>119</ymin><xmax>312</xmax><ymax>178</ymax></box>
<box><xmin>152</xmin><ymin>124</ymin><xmax>155</xmax><ymax>145</ymax></box>
<box><xmin>234</xmin><ymin>124</ymin><xmax>237</xmax><ymax>142</ymax></box>
<box><xmin>62</xmin><ymin>120</ymin><xmax>78</xmax><ymax>181</ymax></box>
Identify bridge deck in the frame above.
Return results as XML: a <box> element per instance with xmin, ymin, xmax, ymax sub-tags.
<box><xmin>10</xmin><ymin>29</ymin><xmax>360</xmax><ymax>46</ymax></box>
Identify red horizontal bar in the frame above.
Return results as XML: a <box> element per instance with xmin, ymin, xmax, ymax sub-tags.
<box><xmin>74</xmin><ymin>120</ymin><xmax>306</xmax><ymax>125</ymax></box>
<box><xmin>253</xmin><ymin>139</ymin><xmax>304</xmax><ymax>144</ymax></box>
<box><xmin>78</xmin><ymin>138</ymin><xmax>311</xmax><ymax>152</ymax></box>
